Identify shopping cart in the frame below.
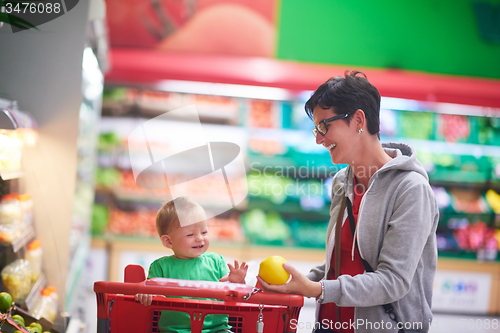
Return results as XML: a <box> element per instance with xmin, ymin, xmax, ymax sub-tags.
<box><xmin>94</xmin><ymin>265</ymin><xmax>304</xmax><ymax>333</ymax></box>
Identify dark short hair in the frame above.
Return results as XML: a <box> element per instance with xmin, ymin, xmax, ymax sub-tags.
<box><xmin>305</xmin><ymin>70</ymin><xmax>381</xmax><ymax>137</ymax></box>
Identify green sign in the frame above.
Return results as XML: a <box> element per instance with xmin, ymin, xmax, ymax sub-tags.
<box><xmin>277</xmin><ymin>0</ymin><xmax>500</xmax><ymax>79</ymax></box>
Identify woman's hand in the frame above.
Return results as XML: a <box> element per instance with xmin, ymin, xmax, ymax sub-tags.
<box><xmin>220</xmin><ymin>260</ymin><xmax>248</xmax><ymax>284</ymax></box>
<box><xmin>256</xmin><ymin>262</ymin><xmax>322</xmax><ymax>298</ymax></box>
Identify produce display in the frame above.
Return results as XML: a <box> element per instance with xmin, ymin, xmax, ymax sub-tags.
<box><xmin>248</xmin><ymin>99</ymin><xmax>275</xmax><ymax>128</ymax></box>
<box><xmin>94</xmin><ymin>143</ymin><xmax>248</xmax><ymax>240</ymax></box>
<box><xmin>0</xmin><ymin>292</ymin><xmax>12</xmax><ymax>313</ymax></box>
<box><xmin>453</xmin><ymin>221</ymin><xmax>498</xmax><ymax>255</ymax></box>
<box><xmin>96</xmin><ymin>91</ymin><xmax>500</xmax><ymax>262</ymax></box>
<box><xmin>25</xmin><ymin>241</ymin><xmax>42</xmax><ymax>282</ymax></box>
<box><xmin>290</xmin><ymin>219</ymin><xmax>327</xmax><ymax>248</ymax></box>
<box><xmin>30</xmin><ymin>287</ymin><xmax>58</xmax><ymax>322</ymax></box>
<box><xmin>103</xmin><ymin>89</ymin><xmax>241</xmax><ymax>123</ymax></box>
<box><xmin>434</xmin><ymin>186</ymin><xmax>499</xmax><ymax>260</ymax></box>
<box><xmin>95</xmin><ymin>167</ymin><xmax>121</xmax><ymax>188</ymax></box>
<box><xmin>104</xmin><ymin>205</ymin><xmax>244</xmax><ymax>242</ymax></box>
<box><xmin>486</xmin><ymin>189</ymin><xmax>500</xmax><ymax>214</ymax></box>
<box><xmin>206</xmin><ymin>216</ymin><xmax>244</xmax><ymax>242</ymax></box>
<box><xmin>107</xmin><ymin>208</ymin><xmax>158</xmax><ymax>237</ymax></box>
<box><xmin>0</xmin><ymin>239</ymin><xmax>47</xmax><ymax>325</ymax></box>
<box><xmin>0</xmin><ymin>291</ymin><xmax>53</xmax><ymax>333</ymax></box>
<box><xmin>438</xmin><ymin>113</ymin><xmax>470</xmax><ymax>142</ymax></box>
<box><xmin>1</xmin><ymin>259</ymin><xmax>34</xmax><ymax>303</ymax></box>
<box><xmin>241</xmin><ymin>209</ymin><xmax>291</xmax><ymax>246</ymax></box>
<box><xmin>0</xmin><ymin>132</ymin><xmax>23</xmax><ymax>172</ymax></box>
<box><xmin>91</xmin><ymin>204</ymin><xmax>109</xmax><ymax>235</ymax></box>
<box><xmin>248</xmin><ymin>138</ymin><xmax>285</xmax><ymax>156</ymax></box>
<box><xmin>0</xmin><ymin>194</ymin><xmax>23</xmax><ymax>243</ymax></box>
<box><xmin>0</xmin><ymin>193</ymin><xmax>34</xmax><ymax>243</ymax></box>
<box><xmin>399</xmin><ymin>111</ymin><xmax>434</xmax><ymax>140</ymax></box>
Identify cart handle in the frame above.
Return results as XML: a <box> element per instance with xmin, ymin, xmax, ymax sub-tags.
<box><xmin>94</xmin><ymin>277</ymin><xmax>303</xmax><ymax>307</ymax></box>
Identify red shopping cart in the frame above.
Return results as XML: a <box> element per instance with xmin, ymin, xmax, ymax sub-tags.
<box><xmin>94</xmin><ymin>265</ymin><xmax>304</xmax><ymax>333</ymax></box>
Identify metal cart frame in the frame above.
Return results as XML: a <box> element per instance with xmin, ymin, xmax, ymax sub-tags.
<box><xmin>94</xmin><ymin>265</ymin><xmax>304</xmax><ymax>333</ymax></box>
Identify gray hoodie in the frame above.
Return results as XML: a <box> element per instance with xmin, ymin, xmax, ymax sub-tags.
<box><xmin>307</xmin><ymin>142</ymin><xmax>439</xmax><ymax>333</ymax></box>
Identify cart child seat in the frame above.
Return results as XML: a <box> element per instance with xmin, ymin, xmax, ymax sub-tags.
<box><xmin>94</xmin><ymin>264</ymin><xmax>304</xmax><ymax>333</ymax></box>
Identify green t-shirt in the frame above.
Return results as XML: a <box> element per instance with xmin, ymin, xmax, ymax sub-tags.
<box><xmin>148</xmin><ymin>252</ymin><xmax>231</xmax><ymax>333</ymax></box>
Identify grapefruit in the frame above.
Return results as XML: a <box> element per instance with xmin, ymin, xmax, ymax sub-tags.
<box><xmin>258</xmin><ymin>256</ymin><xmax>290</xmax><ymax>285</ymax></box>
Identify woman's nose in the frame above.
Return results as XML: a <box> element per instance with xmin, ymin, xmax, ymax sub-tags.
<box><xmin>315</xmin><ymin>133</ymin><xmax>325</xmax><ymax>145</ymax></box>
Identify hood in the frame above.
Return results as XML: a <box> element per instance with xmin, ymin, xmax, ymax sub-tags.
<box><xmin>380</xmin><ymin>142</ymin><xmax>429</xmax><ymax>181</ymax></box>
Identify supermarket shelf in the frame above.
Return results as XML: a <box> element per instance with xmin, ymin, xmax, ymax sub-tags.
<box><xmin>437</xmin><ymin>256</ymin><xmax>500</xmax><ymax>272</ymax></box>
<box><xmin>0</xmin><ymin>223</ymin><xmax>36</xmax><ymax>253</ymax></box>
<box><xmin>12</xmin><ymin>224</ymin><xmax>36</xmax><ymax>253</ymax></box>
<box><xmin>431</xmin><ymin>179</ymin><xmax>500</xmax><ymax>191</ymax></box>
<box><xmin>111</xmin><ymin>187</ymin><xmax>248</xmax><ymax>211</ymax></box>
<box><xmin>0</xmin><ymin>169</ymin><xmax>24</xmax><ymax>180</ymax></box>
<box><xmin>382</xmin><ymin>136</ymin><xmax>500</xmax><ymax>158</ymax></box>
<box><xmin>111</xmin><ymin>187</ymin><xmax>168</xmax><ymax>205</ymax></box>
<box><xmin>438</xmin><ymin>211</ymin><xmax>498</xmax><ymax>226</ymax></box>
<box><xmin>25</xmin><ymin>273</ymin><xmax>47</xmax><ymax>310</ymax></box>
<box><xmin>438</xmin><ymin>251</ymin><xmax>500</xmax><ymax>262</ymax></box>
<box><xmin>246</xmin><ymin>197</ymin><xmax>330</xmax><ymax>220</ymax></box>
<box><xmin>65</xmin><ymin>234</ymin><xmax>90</xmax><ymax>311</ymax></box>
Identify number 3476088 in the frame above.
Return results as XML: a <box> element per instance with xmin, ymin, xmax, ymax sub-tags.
<box><xmin>4</xmin><ymin>2</ymin><xmax>62</xmax><ymax>14</ymax></box>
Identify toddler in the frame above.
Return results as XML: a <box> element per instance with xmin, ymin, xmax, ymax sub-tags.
<box><xmin>135</xmin><ymin>196</ymin><xmax>248</xmax><ymax>333</ymax></box>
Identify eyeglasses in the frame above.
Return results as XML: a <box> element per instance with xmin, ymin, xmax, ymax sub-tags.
<box><xmin>312</xmin><ymin>113</ymin><xmax>349</xmax><ymax>137</ymax></box>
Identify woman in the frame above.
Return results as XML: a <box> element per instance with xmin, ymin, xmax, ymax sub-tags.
<box><xmin>257</xmin><ymin>71</ymin><xmax>439</xmax><ymax>333</ymax></box>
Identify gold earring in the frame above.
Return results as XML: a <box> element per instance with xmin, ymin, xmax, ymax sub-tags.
<box><xmin>358</xmin><ymin>128</ymin><xmax>363</xmax><ymax>135</ymax></box>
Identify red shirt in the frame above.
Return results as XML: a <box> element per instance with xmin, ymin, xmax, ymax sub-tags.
<box><xmin>318</xmin><ymin>185</ymin><xmax>365</xmax><ymax>333</ymax></box>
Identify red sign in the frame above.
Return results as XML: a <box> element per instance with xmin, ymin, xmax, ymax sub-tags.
<box><xmin>105</xmin><ymin>0</ymin><xmax>277</xmax><ymax>57</ymax></box>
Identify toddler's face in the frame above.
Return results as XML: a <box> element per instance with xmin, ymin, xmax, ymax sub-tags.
<box><xmin>166</xmin><ymin>221</ymin><xmax>210</xmax><ymax>259</ymax></box>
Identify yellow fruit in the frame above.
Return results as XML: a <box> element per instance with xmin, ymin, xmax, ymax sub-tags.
<box><xmin>11</xmin><ymin>314</ymin><xmax>25</xmax><ymax>327</ymax></box>
<box><xmin>258</xmin><ymin>256</ymin><xmax>290</xmax><ymax>285</ymax></box>
<box><xmin>27</xmin><ymin>327</ymin><xmax>41</xmax><ymax>333</ymax></box>
<box><xmin>0</xmin><ymin>292</ymin><xmax>12</xmax><ymax>312</ymax></box>
<box><xmin>29</xmin><ymin>322</ymin><xmax>43</xmax><ymax>332</ymax></box>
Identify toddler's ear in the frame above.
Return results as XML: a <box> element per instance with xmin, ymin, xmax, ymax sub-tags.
<box><xmin>160</xmin><ymin>235</ymin><xmax>173</xmax><ymax>249</ymax></box>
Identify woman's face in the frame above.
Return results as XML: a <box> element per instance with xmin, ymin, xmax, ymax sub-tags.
<box><xmin>313</xmin><ymin>106</ymin><xmax>357</xmax><ymax>165</ymax></box>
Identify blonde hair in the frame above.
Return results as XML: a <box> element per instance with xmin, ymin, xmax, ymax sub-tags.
<box><xmin>155</xmin><ymin>196</ymin><xmax>206</xmax><ymax>236</ymax></box>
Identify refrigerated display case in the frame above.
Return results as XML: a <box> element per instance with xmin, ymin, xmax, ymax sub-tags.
<box><xmin>0</xmin><ymin>46</ymin><xmax>104</xmax><ymax>333</ymax></box>
<box><xmin>0</xmin><ymin>102</ymin><xmax>61</xmax><ymax>332</ymax></box>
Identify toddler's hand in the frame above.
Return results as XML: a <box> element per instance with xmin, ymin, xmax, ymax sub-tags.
<box><xmin>135</xmin><ymin>293</ymin><xmax>153</xmax><ymax>306</ymax></box>
<box><xmin>220</xmin><ymin>260</ymin><xmax>248</xmax><ymax>284</ymax></box>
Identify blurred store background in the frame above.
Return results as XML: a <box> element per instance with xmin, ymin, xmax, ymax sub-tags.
<box><xmin>1</xmin><ymin>0</ymin><xmax>500</xmax><ymax>332</ymax></box>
